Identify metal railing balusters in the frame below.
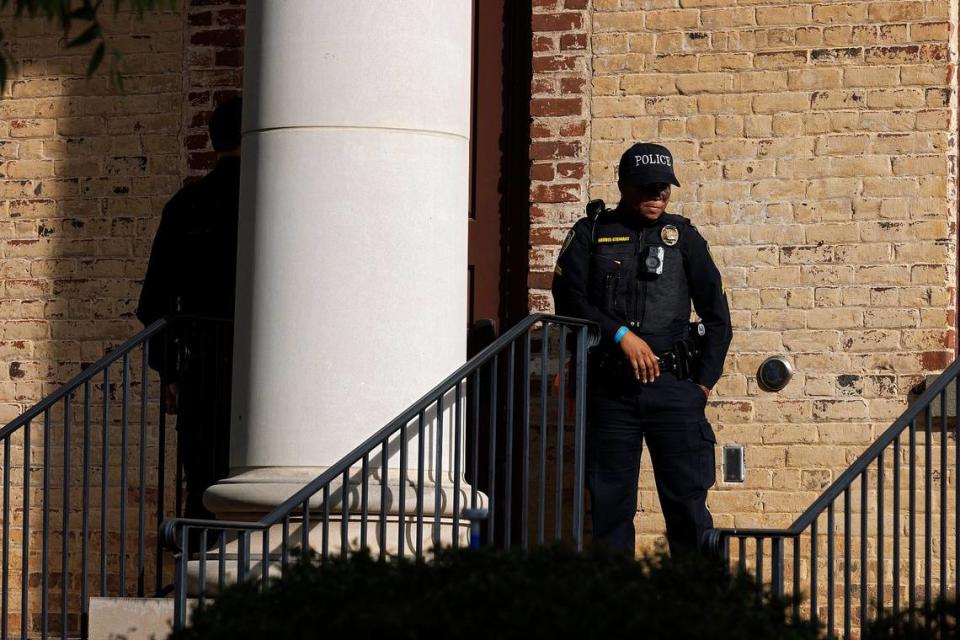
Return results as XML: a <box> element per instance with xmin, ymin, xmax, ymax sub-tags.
<box><xmin>156</xmin><ymin>337</ymin><xmax>168</xmax><ymax>594</ymax></box>
<box><xmin>828</xmin><ymin>502</ymin><xmax>835</xmax><ymax>639</ymax></box>
<box><xmin>340</xmin><ymin>469</ymin><xmax>349</xmax><ymax>554</ymax></box>
<box><xmin>217</xmin><ymin>529</ymin><xmax>226</xmax><ymax>593</ymax></box>
<box><xmin>238</xmin><ymin>531</ymin><xmax>249</xmax><ymax>583</ymax></box>
<box><xmin>504</xmin><ymin>341</ymin><xmax>515</xmax><ymax>550</ymax></box>
<box><xmin>261</xmin><ymin>528</ymin><xmax>270</xmax><ymax>592</ymax></box>
<box><xmin>322</xmin><ymin>485</ymin><xmax>330</xmax><ymax>561</ymax></box>
<box><xmin>470</xmin><ymin>373</ymin><xmax>479</xmax><ymax>511</ymax></box>
<box><xmin>100</xmin><ymin>367</ymin><xmax>109</xmax><ymax>598</ymax></box>
<box><xmin>416</xmin><ymin>410</ymin><xmax>425</xmax><ymax>556</ymax></box>
<box><xmin>21</xmin><ymin>419</ymin><xmax>30</xmax><ymax>640</ymax></box>
<box><xmin>555</xmin><ymin>326</ymin><xmax>567</xmax><ymax>542</ymax></box>
<box><xmin>379</xmin><ymin>442</ymin><xmax>387</xmax><ymax>560</ymax></box>
<box><xmin>42</xmin><ymin>410</ymin><xmax>50</xmax><ymax>639</ymax></box>
<box><xmin>521</xmin><ymin>332</ymin><xmax>531</xmax><ymax>549</ymax></box>
<box><xmin>156</xmin><ymin>315</ymin><xmax>600</xmax><ymax>628</ymax></box>
<box><xmin>2</xmin><ymin>436</ymin><xmax>9</xmax><ymax>640</ymax></box>
<box><xmin>398</xmin><ymin>422</ymin><xmax>407</xmax><ymax>559</ymax></box>
<box><xmin>572</xmin><ymin>326</ymin><xmax>588</xmax><ymax>549</ymax></box>
<box><xmin>300</xmin><ymin>499</ymin><xmax>310</xmax><ymax>556</ymax></box>
<box><xmin>360</xmin><ymin>454</ymin><xmax>369</xmax><ymax>550</ymax></box>
<box><xmin>174</xmin><ymin>526</ymin><xmax>187</xmax><ymax>630</ymax></box>
<box><xmin>756</xmin><ymin>537</ymin><xmax>763</xmax><ymax>588</ymax></box>
<box><xmin>893</xmin><ymin>433</ymin><xmax>900</xmax><ymax>619</ymax></box>
<box><xmin>860</xmin><ymin>469</ymin><xmax>867</xmax><ymax>635</ymax></box>
<box><xmin>62</xmin><ymin>394</ymin><xmax>72</xmax><ymax>640</ymax></box>
<box><xmin>738</xmin><ymin>536</ymin><xmax>747</xmax><ymax>575</ymax></box>
<box><xmin>198</xmin><ymin>529</ymin><xmax>207</xmax><ymax>607</ymax></box>
<box><xmin>924</xmin><ymin>403</ymin><xmax>932</xmax><ymax>612</ymax></box>
<box><xmin>939</xmin><ymin>390</ymin><xmax>947</xmax><ymax>598</ymax></box>
<box><xmin>81</xmin><ymin>381</ymin><xmax>92</xmax><ymax>634</ymax></box>
<box><xmin>792</xmin><ymin>535</ymin><xmax>800</xmax><ymax>622</ymax></box>
<box><xmin>811</xmin><ymin>518</ymin><xmax>818</xmax><ymax>626</ymax></box>
<box><xmin>909</xmin><ymin>418</ymin><xmax>917</xmax><ymax>621</ymax></box>
<box><xmin>120</xmin><ymin>353</ymin><xmax>130</xmax><ymax>597</ymax></box>
<box><xmin>538</xmin><ymin>323</ymin><xmax>549</xmax><ymax>545</ymax></box>
<box><xmin>877</xmin><ymin>451</ymin><xmax>884</xmax><ymax>619</ymax></box>
<box><xmin>0</xmin><ymin>316</ymin><xmax>234</xmax><ymax>637</ymax></box>
<box><xmin>487</xmin><ymin>356</ymin><xmax>498</xmax><ymax>543</ymax></box>
<box><xmin>702</xmin><ymin>359</ymin><xmax>960</xmax><ymax>636</ymax></box>
<box><xmin>281</xmin><ymin>516</ymin><xmax>290</xmax><ymax>577</ymax></box>
<box><xmin>844</xmin><ymin>487</ymin><xmax>851</xmax><ymax>639</ymax></box>
<box><xmin>771</xmin><ymin>537</ymin><xmax>783</xmax><ymax>598</ymax></box>
<box><xmin>138</xmin><ymin>346</ymin><xmax>149</xmax><ymax>597</ymax></box>
<box><xmin>452</xmin><ymin>383</ymin><xmax>462</xmax><ymax>549</ymax></box>
<box><xmin>434</xmin><ymin>397</ymin><xmax>444</xmax><ymax>547</ymax></box>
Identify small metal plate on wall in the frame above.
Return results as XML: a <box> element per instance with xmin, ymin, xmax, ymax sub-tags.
<box><xmin>723</xmin><ymin>445</ymin><xmax>745</xmax><ymax>483</ymax></box>
<box><xmin>758</xmin><ymin>356</ymin><xmax>794</xmax><ymax>392</ymax></box>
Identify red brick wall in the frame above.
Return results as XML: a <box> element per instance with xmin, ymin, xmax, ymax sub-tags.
<box><xmin>528</xmin><ymin>0</ymin><xmax>593</xmax><ymax>312</ymax></box>
<box><xmin>181</xmin><ymin>0</ymin><xmax>245</xmax><ymax>179</ymax></box>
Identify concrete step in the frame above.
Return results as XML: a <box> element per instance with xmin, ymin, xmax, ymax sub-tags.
<box><xmin>88</xmin><ymin>597</ymin><xmax>200</xmax><ymax>640</ymax></box>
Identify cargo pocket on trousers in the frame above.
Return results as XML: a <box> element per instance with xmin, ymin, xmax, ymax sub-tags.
<box><xmin>699</xmin><ymin>420</ymin><xmax>717</xmax><ymax>489</ymax></box>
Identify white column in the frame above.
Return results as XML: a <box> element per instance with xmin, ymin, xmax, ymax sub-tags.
<box><xmin>205</xmin><ymin>0</ymin><xmax>473</xmax><ymax>534</ymax></box>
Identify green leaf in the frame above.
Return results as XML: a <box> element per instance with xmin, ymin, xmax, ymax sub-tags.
<box><xmin>66</xmin><ymin>21</ymin><xmax>100</xmax><ymax>48</ymax></box>
<box><xmin>86</xmin><ymin>41</ymin><xmax>104</xmax><ymax>78</ymax></box>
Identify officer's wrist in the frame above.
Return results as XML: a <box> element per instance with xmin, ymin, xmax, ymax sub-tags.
<box><xmin>614</xmin><ymin>326</ymin><xmax>630</xmax><ymax>344</ymax></box>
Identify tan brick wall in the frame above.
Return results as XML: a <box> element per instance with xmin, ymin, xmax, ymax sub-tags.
<box><xmin>1</xmin><ymin>9</ymin><xmax>187</xmax><ymax>410</ymax></box>
<box><xmin>0</xmin><ymin>3</ymin><xmax>243</xmax><ymax>634</ymax></box>
<box><xmin>549</xmin><ymin>0</ymin><xmax>960</xmax><ymax>557</ymax></box>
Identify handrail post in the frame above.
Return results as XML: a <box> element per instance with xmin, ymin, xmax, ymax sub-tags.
<box><xmin>572</xmin><ymin>325</ymin><xmax>589</xmax><ymax>550</ymax></box>
<box><xmin>771</xmin><ymin>536</ymin><xmax>784</xmax><ymax>599</ymax></box>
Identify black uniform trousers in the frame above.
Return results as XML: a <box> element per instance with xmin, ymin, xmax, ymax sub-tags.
<box><xmin>586</xmin><ymin>364</ymin><xmax>716</xmax><ymax>555</ymax></box>
<box><xmin>174</xmin><ymin>324</ymin><xmax>233</xmax><ymax>522</ymax></box>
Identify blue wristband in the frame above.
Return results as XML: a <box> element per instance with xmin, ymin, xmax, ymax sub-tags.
<box><xmin>614</xmin><ymin>326</ymin><xmax>629</xmax><ymax>344</ymax></box>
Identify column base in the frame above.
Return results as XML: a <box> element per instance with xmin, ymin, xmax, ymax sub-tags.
<box><xmin>192</xmin><ymin>467</ymin><xmax>486</xmax><ymax>595</ymax></box>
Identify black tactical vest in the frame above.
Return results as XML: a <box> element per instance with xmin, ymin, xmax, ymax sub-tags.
<box><xmin>588</xmin><ymin>211</ymin><xmax>690</xmax><ymax>336</ymax></box>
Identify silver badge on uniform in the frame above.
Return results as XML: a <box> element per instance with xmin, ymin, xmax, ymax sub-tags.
<box><xmin>661</xmin><ymin>224</ymin><xmax>679</xmax><ymax>246</ymax></box>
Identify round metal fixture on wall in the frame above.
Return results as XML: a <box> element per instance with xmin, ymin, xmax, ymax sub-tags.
<box><xmin>757</xmin><ymin>356</ymin><xmax>794</xmax><ymax>392</ymax></box>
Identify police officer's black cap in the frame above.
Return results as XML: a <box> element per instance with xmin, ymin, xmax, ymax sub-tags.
<box><xmin>618</xmin><ymin>142</ymin><xmax>680</xmax><ymax>188</ymax></box>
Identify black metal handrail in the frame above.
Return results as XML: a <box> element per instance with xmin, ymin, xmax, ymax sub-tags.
<box><xmin>706</xmin><ymin>358</ymin><xmax>960</xmax><ymax>638</ymax></box>
<box><xmin>161</xmin><ymin>313</ymin><xmax>600</xmax><ymax>630</ymax></box>
<box><xmin>0</xmin><ymin>314</ymin><xmax>231</xmax><ymax>640</ymax></box>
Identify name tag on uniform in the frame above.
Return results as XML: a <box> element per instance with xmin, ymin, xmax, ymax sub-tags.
<box><xmin>596</xmin><ymin>236</ymin><xmax>630</xmax><ymax>244</ymax></box>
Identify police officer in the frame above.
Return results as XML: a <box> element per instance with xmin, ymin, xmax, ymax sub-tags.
<box><xmin>137</xmin><ymin>96</ymin><xmax>242</xmax><ymax>521</ymax></box>
<box><xmin>552</xmin><ymin>142</ymin><xmax>732</xmax><ymax>555</ymax></box>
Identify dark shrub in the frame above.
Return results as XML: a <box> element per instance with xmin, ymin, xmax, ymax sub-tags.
<box><xmin>866</xmin><ymin>598</ymin><xmax>958</xmax><ymax>639</ymax></box>
<box><xmin>169</xmin><ymin>545</ymin><xmax>822</xmax><ymax>640</ymax></box>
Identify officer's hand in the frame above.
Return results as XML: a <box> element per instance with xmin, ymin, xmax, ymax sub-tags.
<box><xmin>619</xmin><ymin>332</ymin><xmax>660</xmax><ymax>383</ymax></box>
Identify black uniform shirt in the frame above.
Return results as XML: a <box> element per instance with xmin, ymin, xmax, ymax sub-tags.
<box><xmin>552</xmin><ymin>206</ymin><xmax>732</xmax><ymax>389</ymax></box>
<box><xmin>136</xmin><ymin>156</ymin><xmax>241</xmax><ymax>375</ymax></box>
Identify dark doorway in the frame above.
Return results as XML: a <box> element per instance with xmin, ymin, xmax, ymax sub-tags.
<box><xmin>468</xmin><ymin>0</ymin><xmax>531</xmax><ymax>338</ymax></box>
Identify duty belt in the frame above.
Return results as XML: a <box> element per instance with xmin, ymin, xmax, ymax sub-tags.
<box><xmin>593</xmin><ymin>338</ymin><xmax>701</xmax><ymax>381</ymax></box>
<box><xmin>656</xmin><ymin>342</ymin><xmax>698</xmax><ymax>380</ymax></box>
